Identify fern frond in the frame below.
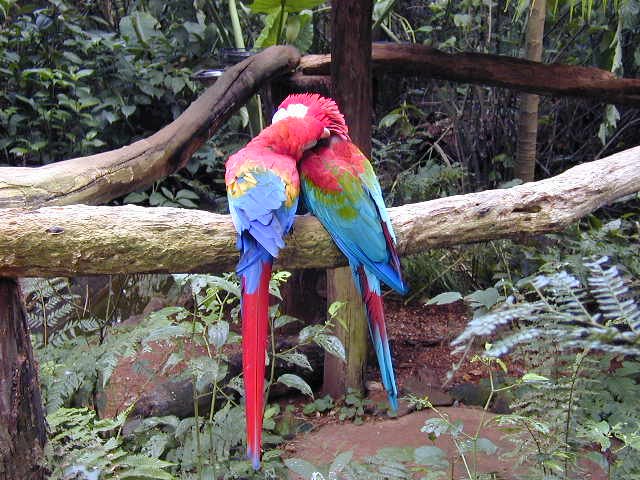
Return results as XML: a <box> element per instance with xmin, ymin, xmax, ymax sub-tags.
<box><xmin>585</xmin><ymin>258</ymin><xmax>640</xmax><ymax>330</ymax></box>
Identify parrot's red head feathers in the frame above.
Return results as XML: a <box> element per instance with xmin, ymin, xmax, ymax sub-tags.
<box><xmin>274</xmin><ymin>93</ymin><xmax>349</xmax><ymax>139</ymax></box>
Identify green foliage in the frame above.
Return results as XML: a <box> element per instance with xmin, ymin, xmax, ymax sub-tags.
<box><xmin>286</xmin><ymin>447</ymin><xmax>425</xmax><ymax>480</ymax></box>
<box><xmin>0</xmin><ymin>1</ymin><xmax>228</xmax><ymax>166</ymax></box>
<box><xmin>34</xmin><ymin>271</ymin><xmax>345</xmax><ymax>477</ymax></box>
<box><xmin>47</xmin><ymin>406</ymin><xmax>175</xmax><ymax>479</ymax></box>
<box><xmin>372</xmin><ymin>119</ymin><xmax>466</xmax><ymax>208</ymax></box>
<box><xmin>337</xmin><ymin>389</ymin><xmax>371</xmax><ymax>425</ymax></box>
<box><xmin>452</xmin><ymin>257</ymin><xmax>640</xmax><ymax>357</ymax></box>
<box><xmin>451</xmin><ymin>256</ymin><xmax>640</xmax><ymax>477</ymax></box>
<box><xmin>249</xmin><ymin>0</ymin><xmax>322</xmax><ymax>52</ymax></box>
<box><xmin>302</xmin><ymin>394</ymin><xmax>334</xmax><ymax>415</ymax></box>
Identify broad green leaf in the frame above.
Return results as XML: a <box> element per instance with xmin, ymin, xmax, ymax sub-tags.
<box><xmin>521</xmin><ymin>373</ymin><xmax>550</xmax><ymax>383</ymax></box>
<box><xmin>250</xmin><ymin>0</ymin><xmax>324</xmax><ymax>13</ymax></box>
<box><xmin>274</xmin><ymin>314</ymin><xmax>300</xmax><ymax>329</ymax></box>
<box><xmin>375</xmin><ymin>446</ymin><xmax>414</xmax><ymax>463</ymax></box>
<box><xmin>414</xmin><ymin>445</ymin><xmax>448</xmax><ymax>468</ymax></box>
<box><xmin>314</xmin><ymin>334</ymin><xmax>345</xmax><ymax>361</ymax></box>
<box><xmin>278</xmin><ymin>352</ymin><xmax>313</xmax><ymax>370</ymax></box>
<box><xmin>121</xmin><ymin>105</ymin><xmax>136</xmax><ymax>118</ymax></box>
<box><xmin>453</xmin><ymin>13</ymin><xmax>472</xmax><ymax>27</ymax></box>
<box><xmin>146</xmin><ymin>306</ymin><xmax>188</xmax><ymax>323</ymax></box>
<box><xmin>160</xmin><ymin>186</ymin><xmax>174</xmax><ymax>200</ymax></box>
<box><xmin>255</xmin><ymin>7</ymin><xmax>286</xmax><ymax>49</ymax></box>
<box><xmin>75</xmin><ymin>69</ymin><xmax>94</xmax><ymax>79</ymax></box>
<box><xmin>475</xmin><ymin>437</ymin><xmax>499</xmax><ymax>455</ymax></box>
<box><xmin>206</xmin><ymin>276</ymin><xmax>241</xmax><ymax>298</ymax></box>
<box><xmin>119</xmin><ymin>11</ymin><xmax>163</xmax><ymax>47</ymax></box>
<box><xmin>329</xmin><ymin>450</ymin><xmax>353</xmax><ymax>473</ymax></box>
<box><xmin>291</xmin><ymin>11</ymin><xmax>314</xmax><ymax>52</ymax></box>
<box><xmin>379</xmin><ymin>112</ymin><xmax>402</xmax><ymax>129</ymax></box>
<box><xmin>208</xmin><ymin>320</ymin><xmax>229</xmax><ymax>348</ymax></box>
<box><xmin>421</xmin><ymin>417</ymin><xmax>452</xmax><ymax>438</ymax></box>
<box><xmin>284</xmin><ymin>458</ymin><xmax>319</xmax><ymax>478</ymax></box>
<box><xmin>299</xmin><ymin>324</ymin><xmax>323</xmax><ymax>343</ymax></box>
<box><xmin>277</xmin><ymin>373</ymin><xmax>313</xmax><ymax>397</ymax></box>
<box><xmin>123</xmin><ymin>191</ymin><xmax>148</xmax><ymax>204</ymax></box>
<box><xmin>62</xmin><ymin>51</ymin><xmax>83</xmax><ymax>64</ymax></box>
<box><xmin>165</xmin><ymin>75</ymin><xmax>185</xmax><ymax>95</ymax></box>
<box><xmin>328</xmin><ymin>301</ymin><xmax>345</xmax><ymax>319</ymax></box>
<box><xmin>426</xmin><ymin>291</ymin><xmax>462</xmax><ymax>305</ymax></box>
<box><xmin>176</xmin><ymin>189</ymin><xmax>199</xmax><ymax>200</ymax></box>
<box><xmin>149</xmin><ymin>191</ymin><xmax>166</xmax><ymax>206</ymax></box>
<box><xmin>466</xmin><ymin>287</ymin><xmax>499</xmax><ymax>309</ymax></box>
<box><xmin>177</xmin><ymin>198</ymin><xmax>198</xmax><ymax>208</ymax></box>
<box><xmin>120</xmin><ymin>467</ymin><xmax>174</xmax><ymax>479</ymax></box>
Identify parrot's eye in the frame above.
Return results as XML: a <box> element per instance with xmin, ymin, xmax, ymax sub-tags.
<box><xmin>271</xmin><ymin>103</ymin><xmax>309</xmax><ymax>124</ymax></box>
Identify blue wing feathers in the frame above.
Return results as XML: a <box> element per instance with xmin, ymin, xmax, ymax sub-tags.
<box><xmin>229</xmin><ymin>170</ymin><xmax>297</xmax><ymax>259</ymax></box>
<box><xmin>302</xmin><ymin>179</ymin><xmax>407</xmax><ymax>295</ymax></box>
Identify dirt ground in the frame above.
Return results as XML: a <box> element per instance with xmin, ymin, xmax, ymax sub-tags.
<box><xmin>284</xmin><ymin>299</ymin><xmax>606</xmax><ymax>480</ymax></box>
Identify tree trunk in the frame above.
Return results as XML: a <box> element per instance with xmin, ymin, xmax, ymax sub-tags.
<box><xmin>514</xmin><ymin>0</ymin><xmax>547</xmax><ymax>182</ymax></box>
<box><xmin>0</xmin><ymin>145</ymin><xmax>638</xmax><ymax>277</ymax></box>
<box><xmin>323</xmin><ymin>0</ymin><xmax>374</xmax><ymax>399</ymax></box>
<box><xmin>0</xmin><ymin>279</ymin><xmax>47</xmax><ymax>480</ymax></box>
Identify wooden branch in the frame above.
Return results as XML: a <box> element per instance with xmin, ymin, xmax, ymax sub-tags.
<box><xmin>0</xmin><ymin>146</ymin><xmax>638</xmax><ymax>277</ymax></box>
<box><xmin>0</xmin><ymin>46</ymin><xmax>301</xmax><ymax>209</ymax></box>
<box><xmin>298</xmin><ymin>43</ymin><xmax>640</xmax><ymax>106</ymax></box>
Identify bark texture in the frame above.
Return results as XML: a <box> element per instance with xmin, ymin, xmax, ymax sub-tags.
<box><xmin>0</xmin><ymin>279</ymin><xmax>47</xmax><ymax>480</ymax></box>
<box><xmin>515</xmin><ymin>0</ymin><xmax>547</xmax><ymax>182</ymax></box>
<box><xmin>299</xmin><ymin>43</ymin><xmax>640</xmax><ymax>106</ymax></box>
<box><xmin>0</xmin><ymin>46</ymin><xmax>300</xmax><ymax>208</ymax></box>
<box><xmin>0</xmin><ymin>146</ymin><xmax>637</xmax><ymax>277</ymax></box>
<box><xmin>323</xmin><ymin>268</ymin><xmax>369</xmax><ymax>399</ymax></box>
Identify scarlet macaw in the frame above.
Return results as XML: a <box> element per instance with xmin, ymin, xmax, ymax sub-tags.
<box><xmin>225</xmin><ymin>97</ymin><xmax>342</xmax><ymax>469</ymax></box>
<box><xmin>273</xmin><ymin>94</ymin><xmax>407</xmax><ymax>411</ymax></box>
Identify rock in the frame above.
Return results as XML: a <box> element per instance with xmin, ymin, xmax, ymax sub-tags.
<box><xmin>449</xmin><ymin>382</ymin><xmax>490</xmax><ymax>407</ymax></box>
<box><xmin>402</xmin><ymin>369</ymin><xmax>454</xmax><ymax>406</ymax></box>
<box><xmin>98</xmin><ymin>335</ymin><xmax>325</xmax><ymax>419</ymax></box>
<box><xmin>365</xmin><ymin>381</ymin><xmax>384</xmax><ymax>392</ymax></box>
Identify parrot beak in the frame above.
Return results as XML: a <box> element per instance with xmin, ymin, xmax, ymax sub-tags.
<box><xmin>321</xmin><ymin>127</ymin><xmax>331</xmax><ymax>139</ymax></box>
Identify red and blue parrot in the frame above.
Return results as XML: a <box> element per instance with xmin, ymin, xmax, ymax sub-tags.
<box><xmin>274</xmin><ymin>94</ymin><xmax>408</xmax><ymax>411</ymax></box>
<box><xmin>225</xmin><ymin>97</ymin><xmax>343</xmax><ymax>469</ymax></box>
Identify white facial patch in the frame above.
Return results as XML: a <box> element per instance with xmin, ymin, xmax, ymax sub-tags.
<box><xmin>271</xmin><ymin>103</ymin><xmax>309</xmax><ymax>124</ymax></box>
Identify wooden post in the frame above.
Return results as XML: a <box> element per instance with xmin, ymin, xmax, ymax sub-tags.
<box><xmin>323</xmin><ymin>0</ymin><xmax>374</xmax><ymax>399</ymax></box>
<box><xmin>0</xmin><ymin>278</ymin><xmax>47</xmax><ymax>479</ymax></box>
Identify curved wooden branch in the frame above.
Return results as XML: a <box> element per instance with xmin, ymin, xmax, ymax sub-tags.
<box><xmin>0</xmin><ymin>46</ymin><xmax>301</xmax><ymax>209</ymax></box>
<box><xmin>0</xmin><ymin>146</ymin><xmax>638</xmax><ymax>277</ymax></box>
<box><xmin>299</xmin><ymin>43</ymin><xmax>640</xmax><ymax>106</ymax></box>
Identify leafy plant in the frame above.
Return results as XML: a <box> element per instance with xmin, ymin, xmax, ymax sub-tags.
<box><xmin>47</xmin><ymin>406</ymin><xmax>175</xmax><ymax>479</ymax></box>
<box><xmin>0</xmin><ymin>1</ymin><xmax>217</xmax><ymax>166</ymax></box>
<box><xmin>302</xmin><ymin>394</ymin><xmax>334</xmax><ymax>416</ymax></box>
<box><xmin>451</xmin><ymin>256</ymin><xmax>640</xmax><ymax>477</ymax></box>
<box><xmin>250</xmin><ymin>0</ymin><xmax>324</xmax><ymax>52</ymax></box>
<box><xmin>34</xmin><ymin>269</ymin><xmax>345</xmax><ymax>478</ymax></box>
<box><xmin>337</xmin><ymin>388</ymin><xmax>371</xmax><ymax>425</ymax></box>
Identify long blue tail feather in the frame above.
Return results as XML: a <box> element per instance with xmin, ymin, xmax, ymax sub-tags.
<box><xmin>353</xmin><ymin>264</ymin><xmax>399</xmax><ymax>411</ymax></box>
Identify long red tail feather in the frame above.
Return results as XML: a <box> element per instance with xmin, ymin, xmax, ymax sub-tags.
<box><xmin>241</xmin><ymin>260</ymin><xmax>272</xmax><ymax>470</ymax></box>
<box><xmin>356</xmin><ymin>265</ymin><xmax>399</xmax><ymax>410</ymax></box>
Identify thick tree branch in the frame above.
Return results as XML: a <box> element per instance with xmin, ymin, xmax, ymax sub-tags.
<box><xmin>0</xmin><ymin>46</ymin><xmax>301</xmax><ymax>209</ymax></box>
<box><xmin>298</xmin><ymin>43</ymin><xmax>640</xmax><ymax>106</ymax></box>
<box><xmin>1</xmin><ymin>146</ymin><xmax>638</xmax><ymax>277</ymax></box>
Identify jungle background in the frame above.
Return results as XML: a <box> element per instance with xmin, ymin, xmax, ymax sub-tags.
<box><xmin>1</xmin><ymin>0</ymin><xmax>640</xmax><ymax>478</ymax></box>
